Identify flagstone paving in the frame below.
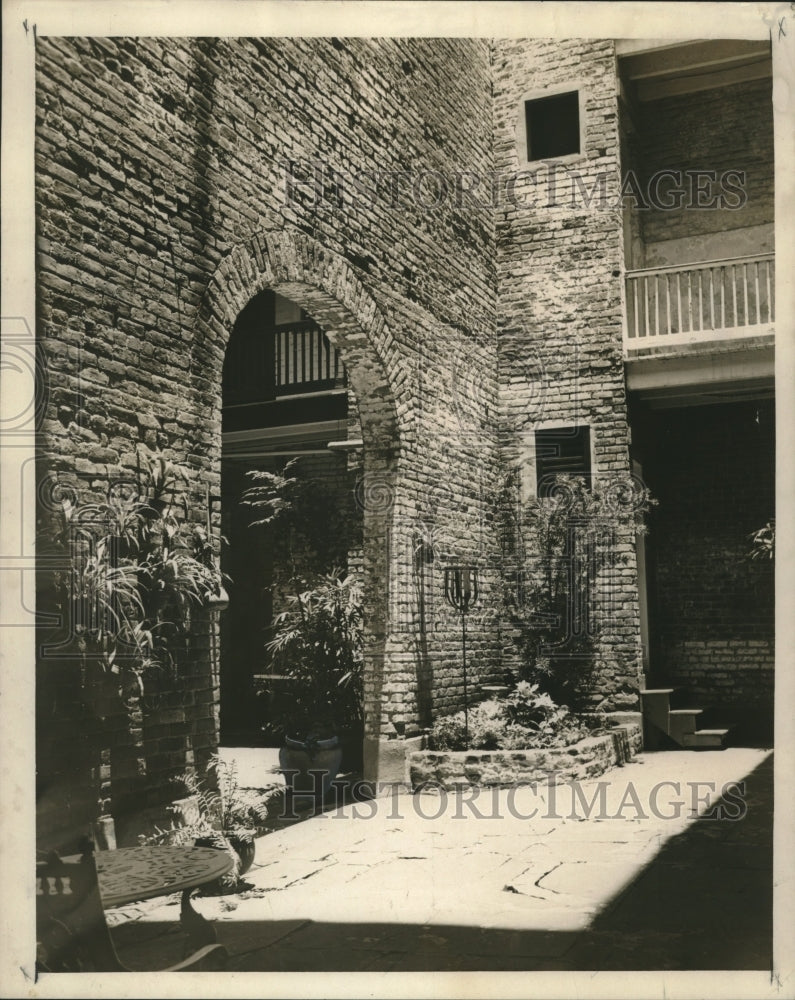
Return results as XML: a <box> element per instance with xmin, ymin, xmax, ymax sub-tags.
<box><xmin>110</xmin><ymin>747</ymin><xmax>773</xmax><ymax>971</ymax></box>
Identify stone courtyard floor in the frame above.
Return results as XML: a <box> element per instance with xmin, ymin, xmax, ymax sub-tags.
<box><xmin>107</xmin><ymin>746</ymin><xmax>774</xmax><ymax>975</ymax></box>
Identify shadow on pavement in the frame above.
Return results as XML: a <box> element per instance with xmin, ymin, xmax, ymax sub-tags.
<box><xmin>110</xmin><ymin>754</ymin><xmax>773</xmax><ymax>972</ymax></box>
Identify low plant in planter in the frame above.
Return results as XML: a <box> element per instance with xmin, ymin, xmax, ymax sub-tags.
<box><xmin>430</xmin><ymin>681</ymin><xmax>588</xmax><ymax>752</ymax></box>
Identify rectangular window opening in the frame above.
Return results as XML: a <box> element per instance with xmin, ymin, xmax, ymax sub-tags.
<box><xmin>535</xmin><ymin>426</ymin><xmax>591</xmax><ymax>496</ymax></box>
<box><xmin>525</xmin><ymin>90</ymin><xmax>580</xmax><ymax>161</ymax></box>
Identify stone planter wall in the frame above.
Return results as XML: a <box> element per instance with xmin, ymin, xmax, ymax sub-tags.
<box><xmin>409</xmin><ymin>722</ymin><xmax>642</xmax><ymax>790</ymax></box>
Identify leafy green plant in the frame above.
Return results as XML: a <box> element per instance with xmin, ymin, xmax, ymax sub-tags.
<box><xmin>141</xmin><ymin>753</ymin><xmax>273</xmax><ymax>891</ymax></box>
<box><xmin>266</xmin><ymin>571</ymin><xmax>364</xmax><ymax>740</ymax></box>
<box><xmin>748</xmin><ymin>519</ymin><xmax>775</xmax><ymax>560</ymax></box>
<box><xmin>241</xmin><ymin>459</ymin><xmax>364</xmax><ymax>744</ymax></box>
<box><xmin>497</xmin><ymin>471</ymin><xmax>655</xmax><ymax>709</ymax></box>
<box><xmin>149</xmin><ymin>754</ymin><xmax>252</xmax><ymax>836</ymax></box>
<box><xmin>430</xmin><ymin>682</ymin><xmax>587</xmax><ymax>751</ymax></box>
<box><xmin>40</xmin><ymin>448</ymin><xmax>225</xmax><ymax>699</ymax></box>
<box><xmin>242</xmin><ymin>458</ymin><xmax>361</xmax><ymax>598</ymax></box>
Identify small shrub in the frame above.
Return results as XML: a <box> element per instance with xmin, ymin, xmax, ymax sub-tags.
<box><xmin>430</xmin><ymin>683</ymin><xmax>588</xmax><ymax>751</ymax></box>
<box><xmin>431</xmin><ymin>713</ymin><xmax>469</xmax><ymax>751</ymax></box>
<box><xmin>469</xmin><ymin>699</ymin><xmax>509</xmax><ymax>750</ymax></box>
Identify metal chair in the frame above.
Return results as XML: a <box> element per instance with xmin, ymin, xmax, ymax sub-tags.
<box><xmin>36</xmin><ymin>843</ymin><xmax>228</xmax><ymax>973</ymax></box>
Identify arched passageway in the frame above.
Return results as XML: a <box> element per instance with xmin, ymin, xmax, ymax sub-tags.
<box><xmin>193</xmin><ymin>229</ymin><xmax>412</xmax><ymax>782</ymax></box>
<box><xmin>220</xmin><ymin>289</ymin><xmax>360</xmax><ymax>745</ymax></box>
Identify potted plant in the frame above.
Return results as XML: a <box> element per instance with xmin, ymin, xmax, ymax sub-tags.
<box><xmin>145</xmin><ymin>753</ymin><xmax>258</xmax><ymax>891</ymax></box>
<box><xmin>37</xmin><ymin>448</ymin><xmax>227</xmax><ymax>844</ymax></box>
<box><xmin>266</xmin><ymin>571</ymin><xmax>364</xmax><ymax>801</ymax></box>
<box><xmin>240</xmin><ymin>460</ymin><xmax>365</xmax><ymax>800</ymax></box>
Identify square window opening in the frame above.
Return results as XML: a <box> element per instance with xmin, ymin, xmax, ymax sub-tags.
<box><xmin>535</xmin><ymin>426</ymin><xmax>591</xmax><ymax>497</ymax></box>
<box><xmin>525</xmin><ymin>90</ymin><xmax>580</xmax><ymax>161</ymax></box>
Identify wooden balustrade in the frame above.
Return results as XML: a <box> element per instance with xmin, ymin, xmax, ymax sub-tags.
<box><xmin>274</xmin><ymin>320</ymin><xmax>344</xmax><ymax>393</ymax></box>
<box><xmin>624</xmin><ymin>253</ymin><xmax>774</xmax><ymax>352</ymax></box>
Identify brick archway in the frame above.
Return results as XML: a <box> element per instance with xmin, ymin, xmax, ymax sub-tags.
<box><xmin>194</xmin><ymin>228</ymin><xmax>411</xmax><ymax>780</ymax></box>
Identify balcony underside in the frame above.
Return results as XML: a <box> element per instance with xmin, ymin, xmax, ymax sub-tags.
<box><xmin>625</xmin><ymin>336</ymin><xmax>774</xmax><ymax>408</ymax></box>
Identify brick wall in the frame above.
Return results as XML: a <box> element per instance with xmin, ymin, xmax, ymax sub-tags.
<box><xmin>635</xmin><ymin>78</ymin><xmax>774</xmax><ymax>250</ymax></box>
<box><xmin>493</xmin><ymin>39</ymin><xmax>644</xmax><ymax>710</ymax></box>
<box><xmin>35</xmin><ymin>35</ymin><xmax>501</xmax><ymax>835</ymax></box>
<box><xmin>35</xmin><ymin>36</ymin><xmax>772</xmax><ymax>845</ymax></box>
<box><xmin>639</xmin><ymin>401</ymin><xmax>774</xmax><ymax>733</ymax></box>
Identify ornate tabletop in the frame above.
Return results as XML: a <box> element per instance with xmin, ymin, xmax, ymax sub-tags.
<box><xmin>94</xmin><ymin>845</ymin><xmax>233</xmax><ymax>908</ymax></box>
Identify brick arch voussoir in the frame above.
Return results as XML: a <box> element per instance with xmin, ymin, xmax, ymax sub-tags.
<box><xmin>195</xmin><ymin>229</ymin><xmax>412</xmax><ymax>438</ymax></box>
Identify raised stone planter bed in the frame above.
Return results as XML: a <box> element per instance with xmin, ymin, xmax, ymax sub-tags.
<box><xmin>409</xmin><ymin>722</ymin><xmax>642</xmax><ymax>791</ymax></box>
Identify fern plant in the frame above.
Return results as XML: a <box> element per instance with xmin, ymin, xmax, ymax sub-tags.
<box><xmin>142</xmin><ymin>753</ymin><xmax>261</xmax><ymax>891</ymax></box>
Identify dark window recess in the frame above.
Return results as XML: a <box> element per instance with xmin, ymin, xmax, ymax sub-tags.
<box><xmin>525</xmin><ymin>90</ymin><xmax>580</xmax><ymax>161</ymax></box>
<box><xmin>535</xmin><ymin>426</ymin><xmax>591</xmax><ymax>496</ymax></box>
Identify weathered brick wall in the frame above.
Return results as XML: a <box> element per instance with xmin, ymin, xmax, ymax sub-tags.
<box><xmin>641</xmin><ymin>401</ymin><xmax>774</xmax><ymax>733</ymax></box>
<box><xmin>636</xmin><ymin>78</ymin><xmax>774</xmax><ymax>254</ymax></box>
<box><xmin>36</xmin><ymin>35</ymin><xmax>773</xmax><ymax>843</ymax></box>
<box><xmin>493</xmin><ymin>39</ymin><xmax>644</xmax><ymax>711</ymax></box>
<box><xmin>35</xmin><ymin>35</ymin><xmax>501</xmax><ymax>833</ymax></box>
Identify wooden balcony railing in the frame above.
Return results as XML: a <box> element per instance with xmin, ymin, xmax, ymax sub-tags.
<box><xmin>624</xmin><ymin>253</ymin><xmax>774</xmax><ymax>353</ymax></box>
<box><xmin>274</xmin><ymin>320</ymin><xmax>345</xmax><ymax>394</ymax></box>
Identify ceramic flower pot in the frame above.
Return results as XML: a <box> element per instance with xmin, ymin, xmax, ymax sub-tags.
<box><xmin>226</xmin><ymin>829</ymin><xmax>256</xmax><ymax>876</ymax></box>
<box><xmin>279</xmin><ymin>734</ymin><xmax>343</xmax><ymax>801</ymax></box>
<box><xmin>193</xmin><ymin>834</ymin><xmax>240</xmax><ymax>891</ymax></box>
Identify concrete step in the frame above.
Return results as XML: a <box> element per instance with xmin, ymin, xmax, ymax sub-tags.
<box><xmin>668</xmin><ymin>708</ymin><xmax>703</xmax><ymax>741</ymax></box>
<box><xmin>640</xmin><ymin>689</ymin><xmax>676</xmax><ymax>732</ymax></box>
<box><xmin>641</xmin><ymin>689</ymin><xmax>731</xmax><ymax>751</ymax></box>
<box><xmin>681</xmin><ymin>728</ymin><xmax>731</xmax><ymax>750</ymax></box>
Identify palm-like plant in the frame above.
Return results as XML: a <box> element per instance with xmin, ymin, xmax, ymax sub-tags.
<box><xmin>266</xmin><ymin>571</ymin><xmax>364</xmax><ymax>740</ymax></box>
<box><xmin>43</xmin><ymin>449</ymin><xmax>225</xmax><ymax>700</ymax></box>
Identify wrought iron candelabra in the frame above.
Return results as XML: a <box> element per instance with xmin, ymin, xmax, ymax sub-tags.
<box><xmin>443</xmin><ymin>565</ymin><xmax>479</xmax><ymax>749</ymax></box>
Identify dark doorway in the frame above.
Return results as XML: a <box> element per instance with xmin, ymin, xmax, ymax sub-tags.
<box><xmin>630</xmin><ymin>396</ymin><xmax>775</xmax><ymax>744</ymax></box>
<box><xmin>220</xmin><ymin>290</ymin><xmax>354</xmax><ymax>746</ymax></box>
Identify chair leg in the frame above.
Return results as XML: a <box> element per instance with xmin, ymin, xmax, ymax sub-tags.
<box><xmin>37</xmin><ymin>912</ymin><xmax>129</xmax><ymax>973</ymax></box>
